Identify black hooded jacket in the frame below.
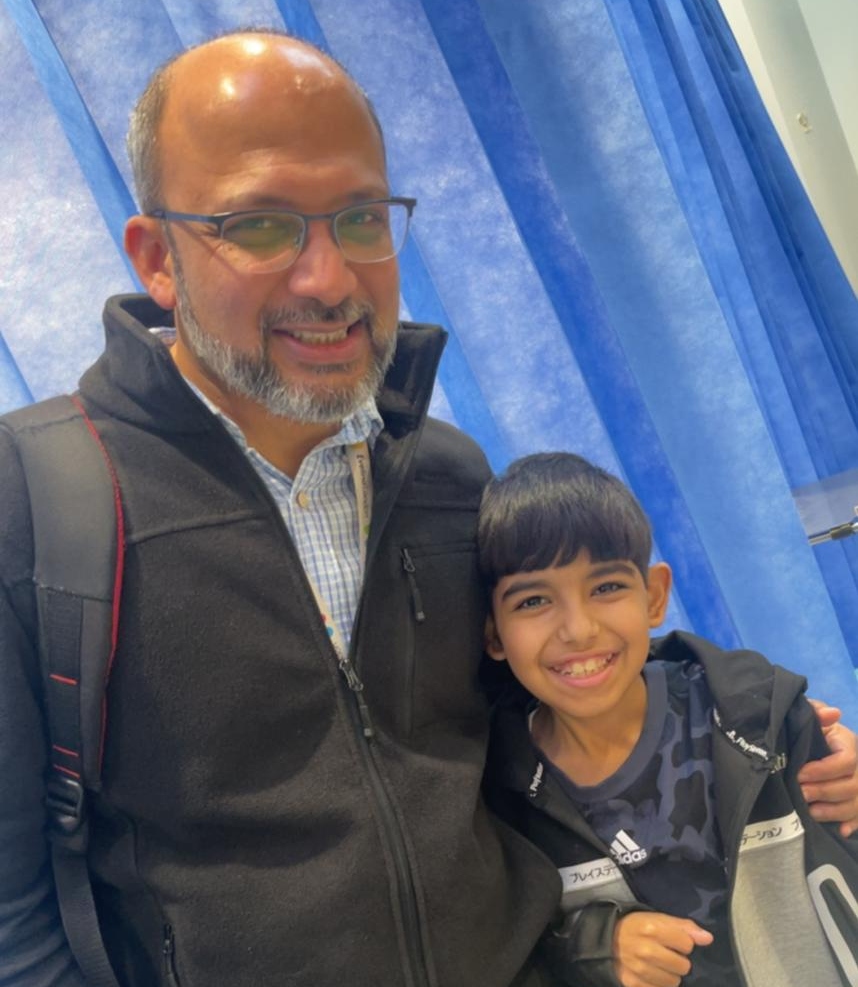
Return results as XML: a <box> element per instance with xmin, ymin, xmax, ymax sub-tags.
<box><xmin>0</xmin><ymin>294</ymin><xmax>560</xmax><ymax>987</ymax></box>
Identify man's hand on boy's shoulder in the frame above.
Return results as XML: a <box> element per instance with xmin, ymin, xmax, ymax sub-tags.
<box><xmin>799</xmin><ymin>700</ymin><xmax>858</xmax><ymax>837</ymax></box>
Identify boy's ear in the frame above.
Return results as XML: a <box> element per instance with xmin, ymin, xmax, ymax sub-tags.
<box><xmin>484</xmin><ymin>615</ymin><xmax>507</xmax><ymax>663</ymax></box>
<box><xmin>646</xmin><ymin>562</ymin><xmax>672</xmax><ymax>628</ymax></box>
<box><xmin>124</xmin><ymin>215</ymin><xmax>178</xmax><ymax>311</ymax></box>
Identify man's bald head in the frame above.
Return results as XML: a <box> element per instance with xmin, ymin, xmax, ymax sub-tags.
<box><xmin>126</xmin><ymin>29</ymin><xmax>385</xmax><ymax>214</ymax></box>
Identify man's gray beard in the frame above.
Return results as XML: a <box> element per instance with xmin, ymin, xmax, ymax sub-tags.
<box><xmin>173</xmin><ymin>264</ymin><xmax>396</xmax><ymax>424</ymax></box>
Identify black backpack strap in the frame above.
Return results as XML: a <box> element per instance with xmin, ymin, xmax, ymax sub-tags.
<box><xmin>10</xmin><ymin>394</ymin><xmax>124</xmax><ymax>987</ymax></box>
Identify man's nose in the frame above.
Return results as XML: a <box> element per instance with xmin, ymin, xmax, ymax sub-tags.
<box><xmin>284</xmin><ymin>220</ymin><xmax>359</xmax><ymax>307</ymax></box>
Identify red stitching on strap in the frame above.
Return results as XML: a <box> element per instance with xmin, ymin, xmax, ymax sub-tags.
<box><xmin>68</xmin><ymin>395</ymin><xmax>126</xmax><ymax>777</ymax></box>
<box><xmin>53</xmin><ymin>763</ymin><xmax>82</xmax><ymax>779</ymax></box>
<box><xmin>50</xmin><ymin>673</ymin><xmax>79</xmax><ymax>686</ymax></box>
<box><xmin>52</xmin><ymin>745</ymin><xmax>80</xmax><ymax>758</ymax></box>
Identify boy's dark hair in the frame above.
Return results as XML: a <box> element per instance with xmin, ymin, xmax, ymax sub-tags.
<box><xmin>477</xmin><ymin>452</ymin><xmax>653</xmax><ymax>589</ymax></box>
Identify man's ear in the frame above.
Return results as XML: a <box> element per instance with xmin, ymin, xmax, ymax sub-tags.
<box><xmin>124</xmin><ymin>215</ymin><xmax>177</xmax><ymax>310</ymax></box>
<box><xmin>484</xmin><ymin>614</ymin><xmax>507</xmax><ymax>663</ymax></box>
<box><xmin>646</xmin><ymin>562</ymin><xmax>672</xmax><ymax>628</ymax></box>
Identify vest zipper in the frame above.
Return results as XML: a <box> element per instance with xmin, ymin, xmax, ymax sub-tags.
<box><xmin>250</xmin><ymin>470</ymin><xmax>431</xmax><ymax>985</ymax></box>
<box><xmin>338</xmin><ymin>656</ymin><xmax>431</xmax><ymax>987</ymax></box>
<box><xmin>337</xmin><ymin>654</ymin><xmax>374</xmax><ymax>739</ymax></box>
<box><xmin>162</xmin><ymin>924</ymin><xmax>180</xmax><ymax>985</ymax></box>
<box><xmin>400</xmin><ymin>548</ymin><xmax>426</xmax><ymax>622</ymax></box>
<box><xmin>365</xmin><ymin>733</ymin><xmax>432</xmax><ymax>987</ymax></box>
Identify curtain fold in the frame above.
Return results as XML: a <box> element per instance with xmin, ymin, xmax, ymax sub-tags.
<box><xmin>1</xmin><ymin>0</ymin><xmax>855</xmax><ymax>714</ymax></box>
<box><xmin>604</xmin><ymin>0</ymin><xmax>858</xmax><ymax>668</ymax></box>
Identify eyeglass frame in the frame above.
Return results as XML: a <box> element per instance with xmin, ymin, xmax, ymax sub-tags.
<box><xmin>148</xmin><ymin>196</ymin><xmax>417</xmax><ymax>270</ymax></box>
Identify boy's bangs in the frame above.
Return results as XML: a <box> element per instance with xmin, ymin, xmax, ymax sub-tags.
<box><xmin>477</xmin><ymin>452</ymin><xmax>653</xmax><ymax>586</ymax></box>
<box><xmin>480</xmin><ymin>496</ymin><xmax>647</xmax><ymax>581</ymax></box>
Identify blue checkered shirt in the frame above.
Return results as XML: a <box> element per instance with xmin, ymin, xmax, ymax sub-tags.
<box><xmin>158</xmin><ymin>333</ymin><xmax>383</xmax><ymax>649</ymax></box>
<box><xmin>203</xmin><ymin>394</ymin><xmax>382</xmax><ymax>650</ymax></box>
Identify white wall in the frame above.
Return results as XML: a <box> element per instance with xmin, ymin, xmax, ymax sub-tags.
<box><xmin>719</xmin><ymin>0</ymin><xmax>858</xmax><ymax>295</ymax></box>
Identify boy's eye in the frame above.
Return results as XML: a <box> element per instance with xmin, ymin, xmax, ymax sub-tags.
<box><xmin>513</xmin><ymin>594</ymin><xmax>549</xmax><ymax>611</ymax></box>
<box><xmin>593</xmin><ymin>581</ymin><xmax>625</xmax><ymax>596</ymax></box>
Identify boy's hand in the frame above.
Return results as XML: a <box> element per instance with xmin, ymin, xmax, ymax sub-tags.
<box><xmin>799</xmin><ymin>700</ymin><xmax>858</xmax><ymax>837</ymax></box>
<box><xmin>613</xmin><ymin>911</ymin><xmax>712</xmax><ymax>987</ymax></box>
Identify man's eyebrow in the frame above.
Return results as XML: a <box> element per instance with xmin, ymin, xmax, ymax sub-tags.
<box><xmin>217</xmin><ymin>188</ymin><xmax>391</xmax><ymax>212</ymax></box>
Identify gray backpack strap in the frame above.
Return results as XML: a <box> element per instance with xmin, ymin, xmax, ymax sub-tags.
<box><xmin>9</xmin><ymin>394</ymin><xmax>123</xmax><ymax>987</ymax></box>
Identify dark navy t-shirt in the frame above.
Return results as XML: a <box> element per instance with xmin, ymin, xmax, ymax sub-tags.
<box><xmin>544</xmin><ymin>660</ymin><xmax>738</xmax><ymax>985</ymax></box>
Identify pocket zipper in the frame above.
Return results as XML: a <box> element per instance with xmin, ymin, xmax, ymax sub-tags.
<box><xmin>400</xmin><ymin>548</ymin><xmax>426</xmax><ymax>623</ymax></box>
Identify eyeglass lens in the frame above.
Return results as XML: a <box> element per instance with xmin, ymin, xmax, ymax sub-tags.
<box><xmin>219</xmin><ymin>201</ymin><xmax>410</xmax><ymax>271</ymax></box>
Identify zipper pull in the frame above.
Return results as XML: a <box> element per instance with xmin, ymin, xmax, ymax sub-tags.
<box><xmin>338</xmin><ymin>656</ymin><xmax>375</xmax><ymax>740</ymax></box>
<box><xmin>338</xmin><ymin>655</ymin><xmax>364</xmax><ymax>693</ymax></box>
<box><xmin>163</xmin><ymin>925</ymin><xmax>178</xmax><ymax>984</ymax></box>
<box><xmin>400</xmin><ymin>548</ymin><xmax>426</xmax><ymax>622</ymax></box>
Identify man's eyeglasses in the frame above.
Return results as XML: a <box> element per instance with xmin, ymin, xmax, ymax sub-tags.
<box><xmin>149</xmin><ymin>197</ymin><xmax>417</xmax><ymax>274</ymax></box>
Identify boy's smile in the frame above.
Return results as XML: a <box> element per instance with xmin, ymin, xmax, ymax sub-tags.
<box><xmin>486</xmin><ymin>552</ymin><xmax>671</xmax><ymax>738</ymax></box>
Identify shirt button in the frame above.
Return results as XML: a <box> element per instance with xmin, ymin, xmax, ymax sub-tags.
<box><xmin>296</xmin><ymin>490</ymin><xmax>311</xmax><ymax>509</ymax></box>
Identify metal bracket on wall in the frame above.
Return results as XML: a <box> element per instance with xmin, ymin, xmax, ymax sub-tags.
<box><xmin>808</xmin><ymin>509</ymin><xmax>858</xmax><ymax>546</ymax></box>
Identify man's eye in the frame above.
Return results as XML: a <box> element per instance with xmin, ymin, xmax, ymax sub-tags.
<box><xmin>341</xmin><ymin>208</ymin><xmax>385</xmax><ymax>228</ymax></box>
<box><xmin>338</xmin><ymin>208</ymin><xmax>388</xmax><ymax>244</ymax></box>
<box><xmin>222</xmin><ymin>214</ymin><xmax>303</xmax><ymax>250</ymax></box>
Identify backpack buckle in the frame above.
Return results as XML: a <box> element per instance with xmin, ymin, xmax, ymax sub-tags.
<box><xmin>46</xmin><ymin>775</ymin><xmax>89</xmax><ymax>852</ymax></box>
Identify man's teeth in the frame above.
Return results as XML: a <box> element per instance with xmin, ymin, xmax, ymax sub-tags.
<box><xmin>286</xmin><ymin>326</ymin><xmax>351</xmax><ymax>344</ymax></box>
<box><xmin>556</xmin><ymin>655</ymin><xmax>612</xmax><ymax>678</ymax></box>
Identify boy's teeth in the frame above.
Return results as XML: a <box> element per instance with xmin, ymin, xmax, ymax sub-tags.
<box><xmin>558</xmin><ymin>655</ymin><xmax>611</xmax><ymax>678</ymax></box>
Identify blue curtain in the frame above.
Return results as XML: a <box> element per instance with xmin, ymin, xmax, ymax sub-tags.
<box><xmin>2</xmin><ymin>0</ymin><xmax>857</xmax><ymax>717</ymax></box>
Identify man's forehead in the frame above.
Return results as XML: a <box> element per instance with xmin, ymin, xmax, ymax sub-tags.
<box><xmin>171</xmin><ymin>35</ymin><xmax>345</xmax><ymax>106</ymax></box>
<box><xmin>162</xmin><ymin>45</ymin><xmax>377</xmax><ymax>155</ymax></box>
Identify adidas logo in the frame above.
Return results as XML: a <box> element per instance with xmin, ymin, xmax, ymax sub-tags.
<box><xmin>610</xmin><ymin>830</ymin><xmax>648</xmax><ymax>865</ymax></box>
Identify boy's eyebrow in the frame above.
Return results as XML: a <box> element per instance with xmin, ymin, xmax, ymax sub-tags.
<box><xmin>589</xmin><ymin>560</ymin><xmax>638</xmax><ymax>578</ymax></box>
<box><xmin>497</xmin><ymin>577</ymin><xmax>550</xmax><ymax>603</ymax></box>
<box><xmin>497</xmin><ymin>560</ymin><xmax>639</xmax><ymax>602</ymax></box>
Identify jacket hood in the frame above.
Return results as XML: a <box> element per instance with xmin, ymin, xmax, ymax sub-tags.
<box><xmin>78</xmin><ymin>294</ymin><xmax>447</xmax><ymax>438</ymax></box>
<box><xmin>653</xmin><ymin>630</ymin><xmax>807</xmax><ymax>770</ymax></box>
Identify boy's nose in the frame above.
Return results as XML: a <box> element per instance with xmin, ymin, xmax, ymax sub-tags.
<box><xmin>556</xmin><ymin>605</ymin><xmax>599</xmax><ymax>645</ymax></box>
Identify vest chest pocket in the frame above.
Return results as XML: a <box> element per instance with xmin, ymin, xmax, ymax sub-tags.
<box><xmin>362</xmin><ymin>539</ymin><xmax>488</xmax><ymax>738</ymax></box>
